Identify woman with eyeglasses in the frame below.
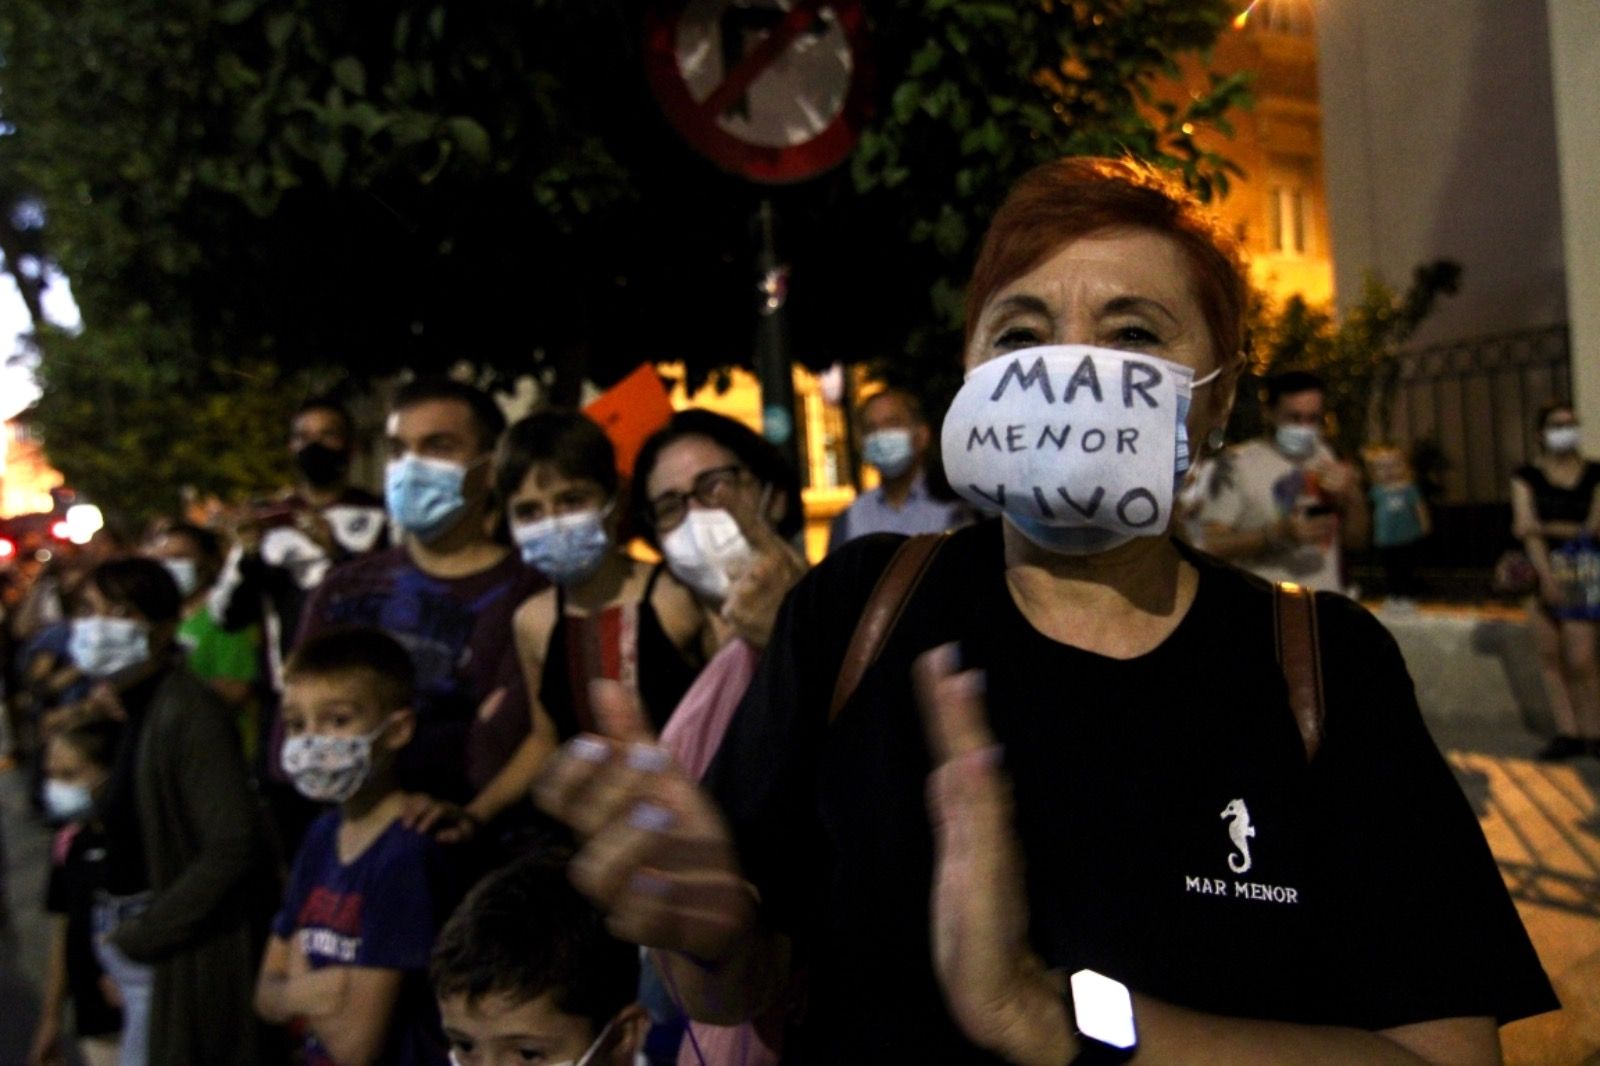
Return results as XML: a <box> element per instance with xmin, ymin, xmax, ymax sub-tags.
<box><xmin>630</xmin><ymin>409</ymin><xmax>807</xmax><ymax>654</ymax></box>
<box><xmin>499</xmin><ymin>410</ymin><xmax>711</xmax><ymax>740</ymax></box>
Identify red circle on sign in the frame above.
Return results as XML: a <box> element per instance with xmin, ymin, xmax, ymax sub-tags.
<box><xmin>644</xmin><ymin>0</ymin><xmax>872</xmax><ymax>185</ymax></box>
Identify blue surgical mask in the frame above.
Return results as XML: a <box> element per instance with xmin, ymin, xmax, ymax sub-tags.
<box><xmin>862</xmin><ymin>428</ymin><xmax>916</xmax><ymax>478</ymax></box>
<box><xmin>386</xmin><ymin>455</ymin><xmax>481</xmax><ymax>541</ymax></box>
<box><xmin>513</xmin><ymin>508</ymin><xmax>612</xmax><ymax>586</ymax></box>
<box><xmin>1275</xmin><ymin>423</ymin><xmax>1320</xmax><ymax>460</ymax></box>
<box><xmin>45</xmin><ymin>779</ymin><xmax>95</xmax><ymax>822</ymax></box>
<box><xmin>69</xmin><ymin>616</ymin><xmax>151</xmax><ymax>678</ymax></box>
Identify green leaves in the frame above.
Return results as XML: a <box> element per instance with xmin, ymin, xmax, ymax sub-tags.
<box><xmin>445</xmin><ymin>116</ymin><xmax>490</xmax><ymax>165</ymax></box>
<box><xmin>1</xmin><ymin>0</ymin><xmax>1250</xmax><ymax>524</ymax></box>
<box><xmin>331</xmin><ymin>55</ymin><xmax>365</xmax><ymax>96</ymax></box>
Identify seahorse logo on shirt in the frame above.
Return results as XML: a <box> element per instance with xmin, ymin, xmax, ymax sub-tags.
<box><xmin>1220</xmin><ymin>798</ymin><xmax>1255</xmax><ymax>874</ymax></box>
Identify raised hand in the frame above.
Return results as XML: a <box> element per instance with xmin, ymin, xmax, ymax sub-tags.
<box><xmin>533</xmin><ymin>680</ymin><xmax>756</xmax><ymax>961</ymax></box>
<box><xmin>914</xmin><ymin>644</ymin><xmax>1070</xmax><ymax>1066</ymax></box>
<box><xmin>719</xmin><ymin>486</ymin><xmax>807</xmax><ymax>649</ymax></box>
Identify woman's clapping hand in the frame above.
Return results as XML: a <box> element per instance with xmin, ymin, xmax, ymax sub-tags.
<box><xmin>532</xmin><ymin>681</ymin><xmax>756</xmax><ymax>962</ymax></box>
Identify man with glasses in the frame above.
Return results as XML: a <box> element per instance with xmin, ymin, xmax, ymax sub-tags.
<box><xmin>1199</xmin><ymin>370</ymin><xmax>1369</xmax><ymax>592</ymax></box>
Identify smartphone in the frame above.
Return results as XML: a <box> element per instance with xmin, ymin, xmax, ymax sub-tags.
<box><xmin>1302</xmin><ymin>503</ymin><xmax>1336</xmax><ymax>518</ymax></box>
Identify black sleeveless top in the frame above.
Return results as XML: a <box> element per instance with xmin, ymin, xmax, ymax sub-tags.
<box><xmin>538</xmin><ymin>564</ymin><xmax>703</xmax><ymax>736</ymax></box>
<box><xmin>1514</xmin><ymin>461</ymin><xmax>1600</xmax><ymax>540</ymax></box>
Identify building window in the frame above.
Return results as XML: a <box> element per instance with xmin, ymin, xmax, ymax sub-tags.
<box><xmin>1268</xmin><ymin>182</ymin><xmax>1306</xmax><ymax>256</ymax></box>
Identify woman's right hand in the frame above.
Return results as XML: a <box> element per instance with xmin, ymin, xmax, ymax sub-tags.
<box><xmin>533</xmin><ymin>680</ymin><xmax>756</xmax><ymax>963</ymax></box>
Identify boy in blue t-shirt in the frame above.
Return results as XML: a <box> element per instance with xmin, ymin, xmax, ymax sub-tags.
<box><xmin>430</xmin><ymin>853</ymin><xmax>647</xmax><ymax>1066</ymax></box>
<box><xmin>255</xmin><ymin>627</ymin><xmax>458</xmax><ymax>1065</ymax></box>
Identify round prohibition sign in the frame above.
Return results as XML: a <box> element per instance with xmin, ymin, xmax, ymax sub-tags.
<box><xmin>644</xmin><ymin>0</ymin><xmax>872</xmax><ymax>184</ymax></box>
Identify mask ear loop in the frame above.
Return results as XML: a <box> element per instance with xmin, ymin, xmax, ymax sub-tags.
<box><xmin>1191</xmin><ymin>365</ymin><xmax>1224</xmax><ymax>389</ymax></box>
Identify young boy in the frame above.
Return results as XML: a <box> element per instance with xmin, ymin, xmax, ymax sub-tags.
<box><xmin>255</xmin><ymin>627</ymin><xmax>458</xmax><ymax>1065</ymax></box>
<box><xmin>430</xmin><ymin>853</ymin><xmax>647</xmax><ymax>1066</ymax></box>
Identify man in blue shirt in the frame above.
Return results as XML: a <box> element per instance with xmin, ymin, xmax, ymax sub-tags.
<box><xmin>828</xmin><ymin>388</ymin><xmax>968</xmax><ymax>553</ymax></box>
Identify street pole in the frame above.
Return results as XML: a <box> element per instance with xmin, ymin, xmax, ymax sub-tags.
<box><xmin>753</xmin><ymin>198</ymin><xmax>803</xmax><ymax>478</ymax></box>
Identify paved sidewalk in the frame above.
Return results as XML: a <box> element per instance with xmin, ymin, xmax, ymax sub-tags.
<box><xmin>1443</xmin><ymin>740</ymin><xmax>1600</xmax><ymax>1065</ymax></box>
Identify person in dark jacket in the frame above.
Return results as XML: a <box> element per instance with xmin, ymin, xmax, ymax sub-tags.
<box><xmin>71</xmin><ymin>557</ymin><xmax>279</xmax><ymax>1066</ymax></box>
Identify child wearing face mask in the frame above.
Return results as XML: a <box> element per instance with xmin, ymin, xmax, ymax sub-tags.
<box><xmin>256</xmin><ymin>627</ymin><xmax>461</xmax><ymax>1066</ymax></box>
<box><xmin>430</xmin><ymin>852</ymin><xmax>648</xmax><ymax>1066</ymax></box>
<box><xmin>30</xmin><ymin>718</ymin><xmax>126</xmax><ymax>1066</ymax></box>
<box><xmin>497</xmin><ymin>411</ymin><xmax>710</xmax><ymax>739</ymax></box>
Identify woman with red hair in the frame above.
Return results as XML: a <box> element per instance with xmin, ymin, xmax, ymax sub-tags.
<box><xmin>535</xmin><ymin>159</ymin><xmax>1555</xmax><ymax>1064</ymax></box>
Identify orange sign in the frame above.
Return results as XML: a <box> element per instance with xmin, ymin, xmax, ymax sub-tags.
<box><xmin>584</xmin><ymin>364</ymin><xmax>675</xmax><ymax>478</ymax></box>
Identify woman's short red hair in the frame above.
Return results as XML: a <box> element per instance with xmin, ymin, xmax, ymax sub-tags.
<box><xmin>964</xmin><ymin>157</ymin><xmax>1249</xmax><ymax>366</ymax></box>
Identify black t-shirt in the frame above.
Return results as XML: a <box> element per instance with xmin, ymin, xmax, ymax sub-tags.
<box><xmin>45</xmin><ymin>822</ymin><xmax>122</xmax><ymax>1038</ymax></box>
<box><xmin>705</xmin><ymin>520</ymin><xmax>1557</xmax><ymax>1063</ymax></box>
<box><xmin>1513</xmin><ymin>462</ymin><xmax>1600</xmax><ymax>547</ymax></box>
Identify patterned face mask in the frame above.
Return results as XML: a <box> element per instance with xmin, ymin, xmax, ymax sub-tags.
<box><xmin>513</xmin><ymin>507</ymin><xmax>612</xmax><ymax>586</ymax></box>
<box><xmin>281</xmin><ymin>720</ymin><xmax>393</xmax><ymax>803</ymax></box>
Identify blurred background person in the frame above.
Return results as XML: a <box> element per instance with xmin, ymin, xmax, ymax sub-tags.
<box><xmin>1511</xmin><ymin>403</ymin><xmax>1600</xmax><ymax>761</ymax></box>
<box><xmin>1199</xmin><ymin>370</ymin><xmax>1369</xmax><ymax>592</ymax></box>
<box><xmin>1366</xmin><ymin>444</ymin><xmax>1430</xmax><ymax>604</ymax></box>
<box><xmin>73</xmin><ymin>557</ymin><xmax>277</xmax><ymax>1066</ymax></box>
<box><xmin>143</xmin><ymin>523</ymin><xmax>260</xmax><ymax>759</ymax></box>
<box><xmin>828</xmin><ymin>388</ymin><xmax>968</xmax><ymax>553</ymax></box>
<box><xmin>28</xmin><ymin>717</ymin><xmax>124</xmax><ymax>1066</ymax></box>
<box><xmin>212</xmin><ymin>396</ymin><xmax>387</xmax><ymax>696</ymax></box>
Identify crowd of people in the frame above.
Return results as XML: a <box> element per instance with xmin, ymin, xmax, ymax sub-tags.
<box><xmin>0</xmin><ymin>157</ymin><xmax>1564</xmax><ymax>1066</ymax></box>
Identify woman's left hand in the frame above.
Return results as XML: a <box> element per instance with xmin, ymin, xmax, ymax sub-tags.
<box><xmin>914</xmin><ymin>645</ymin><xmax>1072</xmax><ymax>1066</ymax></box>
<box><xmin>720</xmin><ymin>492</ymin><xmax>807</xmax><ymax>649</ymax></box>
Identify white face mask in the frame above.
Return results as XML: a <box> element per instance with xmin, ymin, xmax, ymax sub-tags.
<box><xmin>162</xmin><ymin>558</ymin><xmax>200</xmax><ymax>599</ymax></box>
<box><xmin>659</xmin><ymin>508</ymin><xmax>755</xmax><ymax>602</ymax></box>
<box><xmin>941</xmin><ymin>345</ymin><xmax>1219</xmax><ymax>555</ymax></box>
<box><xmin>1544</xmin><ymin>425</ymin><xmax>1581</xmax><ymax>454</ymax></box>
<box><xmin>45</xmin><ymin>779</ymin><xmax>95</xmax><ymax>822</ymax></box>
<box><xmin>69</xmin><ymin>616</ymin><xmax>152</xmax><ymax>678</ymax></box>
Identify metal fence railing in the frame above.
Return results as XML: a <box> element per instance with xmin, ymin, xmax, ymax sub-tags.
<box><xmin>1372</xmin><ymin>325</ymin><xmax>1571</xmax><ymax>505</ymax></box>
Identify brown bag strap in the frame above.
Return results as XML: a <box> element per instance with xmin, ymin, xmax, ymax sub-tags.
<box><xmin>1273</xmin><ymin>581</ymin><xmax>1325</xmax><ymax>761</ymax></box>
<box><xmin>828</xmin><ymin>534</ymin><xmax>948</xmax><ymax>723</ymax></box>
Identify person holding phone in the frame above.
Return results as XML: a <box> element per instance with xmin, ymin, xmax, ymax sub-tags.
<box><xmin>1199</xmin><ymin>370</ymin><xmax>1369</xmax><ymax>592</ymax></box>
